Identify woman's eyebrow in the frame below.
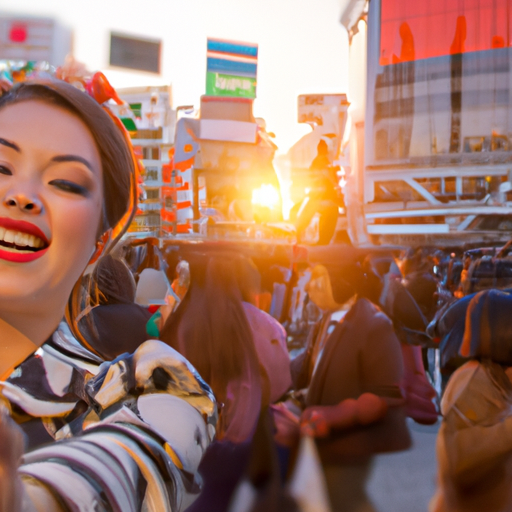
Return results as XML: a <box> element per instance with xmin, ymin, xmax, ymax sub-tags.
<box><xmin>51</xmin><ymin>155</ymin><xmax>95</xmax><ymax>172</ymax></box>
<box><xmin>0</xmin><ymin>138</ymin><xmax>20</xmax><ymax>152</ymax></box>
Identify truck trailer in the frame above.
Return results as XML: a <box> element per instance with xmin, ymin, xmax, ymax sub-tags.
<box><xmin>342</xmin><ymin>0</ymin><xmax>512</xmax><ymax>247</ymax></box>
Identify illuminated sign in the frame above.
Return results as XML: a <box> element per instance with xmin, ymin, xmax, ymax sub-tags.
<box><xmin>380</xmin><ymin>0</ymin><xmax>512</xmax><ymax>65</ymax></box>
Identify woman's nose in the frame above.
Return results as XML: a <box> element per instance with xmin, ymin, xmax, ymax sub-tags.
<box><xmin>3</xmin><ymin>194</ymin><xmax>43</xmax><ymax>214</ymax></box>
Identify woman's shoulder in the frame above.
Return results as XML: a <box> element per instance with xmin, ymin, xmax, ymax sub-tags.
<box><xmin>15</xmin><ymin>338</ymin><xmax>219</xmax><ymax>508</ymax></box>
<box><xmin>51</xmin><ymin>322</ymin><xmax>104</xmax><ymax>366</ymax></box>
<box><xmin>2</xmin><ymin>322</ymin><xmax>104</xmax><ymax>417</ymax></box>
<box><xmin>352</xmin><ymin>297</ymin><xmax>391</xmax><ymax>324</ymax></box>
<box><xmin>78</xmin><ymin>338</ymin><xmax>218</xmax><ymax>473</ymax></box>
<box><xmin>4</xmin><ymin>324</ymin><xmax>217</xmax><ymax>447</ymax></box>
<box><xmin>87</xmin><ymin>339</ymin><xmax>217</xmax><ymax>423</ymax></box>
<box><xmin>242</xmin><ymin>302</ymin><xmax>292</xmax><ymax>402</ymax></box>
<box><xmin>243</xmin><ymin>302</ymin><xmax>287</xmax><ymax>345</ymax></box>
<box><xmin>243</xmin><ymin>302</ymin><xmax>286</xmax><ymax>333</ymax></box>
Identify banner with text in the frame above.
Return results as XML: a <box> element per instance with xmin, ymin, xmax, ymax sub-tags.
<box><xmin>206</xmin><ymin>38</ymin><xmax>258</xmax><ymax>98</ymax></box>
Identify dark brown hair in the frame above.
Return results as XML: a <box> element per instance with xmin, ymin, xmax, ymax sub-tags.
<box><xmin>159</xmin><ymin>254</ymin><xmax>264</xmax><ymax>442</ymax></box>
<box><xmin>0</xmin><ymin>79</ymin><xmax>134</xmax><ymax>231</ymax></box>
<box><xmin>0</xmin><ymin>78</ymin><xmax>137</xmax><ymax>349</ymax></box>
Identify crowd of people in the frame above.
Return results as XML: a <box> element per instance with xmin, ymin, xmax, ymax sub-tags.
<box><xmin>0</xmin><ymin>71</ymin><xmax>512</xmax><ymax>512</ymax></box>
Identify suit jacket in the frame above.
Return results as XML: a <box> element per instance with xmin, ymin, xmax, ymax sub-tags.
<box><xmin>306</xmin><ymin>297</ymin><xmax>411</xmax><ymax>463</ymax></box>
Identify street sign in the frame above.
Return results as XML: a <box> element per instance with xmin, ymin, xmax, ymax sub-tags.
<box><xmin>206</xmin><ymin>38</ymin><xmax>258</xmax><ymax>98</ymax></box>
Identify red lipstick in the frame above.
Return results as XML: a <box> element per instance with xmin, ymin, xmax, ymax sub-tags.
<box><xmin>0</xmin><ymin>217</ymin><xmax>50</xmax><ymax>263</ymax></box>
<box><xmin>0</xmin><ymin>247</ymin><xmax>49</xmax><ymax>263</ymax></box>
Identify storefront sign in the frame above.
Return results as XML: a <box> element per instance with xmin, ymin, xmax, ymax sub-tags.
<box><xmin>206</xmin><ymin>38</ymin><xmax>258</xmax><ymax>98</ymax></box>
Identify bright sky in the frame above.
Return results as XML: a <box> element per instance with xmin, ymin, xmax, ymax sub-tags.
<box><xmin>1</xmin><ymin>0</ymin><xmax>350</xmax><ymax>153</ymax></box>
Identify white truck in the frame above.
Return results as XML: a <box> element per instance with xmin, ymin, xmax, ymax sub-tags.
<box><xmin>340</xmin><ymin>0</ymin><xmax>512</xmax><ymax>247</ymax></box>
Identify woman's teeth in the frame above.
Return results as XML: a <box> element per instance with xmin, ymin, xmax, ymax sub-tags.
<box><xmin>0</xmin><ymin>228</ymin><xmax>45</xmax><ymax>251</ymax></box>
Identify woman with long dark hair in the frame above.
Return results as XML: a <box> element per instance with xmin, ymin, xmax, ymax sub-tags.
<box><xmin>159</xmin><ymin>252</ymin><xmax>292</xmax><ymax>511</ymax></box>
<box><xmin>0</xmin><ymin>75</ymin><xmax>216</xmax><ymax>511</ymax></box>
<box><xmin>160</xmin><ymin>253</ymin><xmax>292</xmax><ymax>442</ymax></box>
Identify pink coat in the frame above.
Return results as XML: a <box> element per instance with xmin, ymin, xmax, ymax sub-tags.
<box><xmin>243</xmin><ymin>302</ymin><xmax>292</xmax><ymax>403</ymax></box>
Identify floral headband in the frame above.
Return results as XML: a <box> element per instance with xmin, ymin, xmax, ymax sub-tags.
<box><xmin>0</xmin><ymin>59</ymin><xmax>123</xmax><ymax>104</ymax></box>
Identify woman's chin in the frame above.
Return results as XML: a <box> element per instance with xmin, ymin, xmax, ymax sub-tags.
<box><xmin>0</xmin><ymin>272</ymin><xmax>56</xmax><ymax>308</ymax></box>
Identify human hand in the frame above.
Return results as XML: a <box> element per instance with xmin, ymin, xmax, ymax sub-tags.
<box><xmin>0</xmin><ymin>405</ymin><xmax>25</xmax><ymax>512</ymax></box>
<box><xmin>270</xmin><ymin>402</ymin><xmax>301</xmax><ymax>447</ymax></box>
<box><xmin>356</xmin><ymin>392</ymin><xmax>389</xmax><ymax>425</ymax></box>
<box><xmin>300</xmin><ymin>398</ymin><xmax>358</xmax><ymax>437</ymax></box>
<box><xmin>300</xmin><ymin>393</ymin><xmax>389</xmax><ymax>437</ymax></box>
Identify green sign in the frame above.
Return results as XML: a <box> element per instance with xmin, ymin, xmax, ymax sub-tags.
<box><xmin>206</xmin><ymin>71</ymin><xmax>256</xmax><ymax>98</ymax></box>
<box><xmin>129</xmin><ymin>102</ymin><xmax>142</xmax><ymax>118</ymax></box>
<box><xmin>206</xmin><ymin>38</ymin><xmax>258</xmax><ymax>98</ymax></box>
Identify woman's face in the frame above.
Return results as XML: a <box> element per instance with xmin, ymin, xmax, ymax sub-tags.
<box><xmin>0</xmin><ymin>100</ymin><xmax>103</xmax><ymax>316</ymax></box>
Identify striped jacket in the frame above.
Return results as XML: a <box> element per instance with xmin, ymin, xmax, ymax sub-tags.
<box><xmin>1</xmin><ymin>322</ymin><xmax>217</xmax><ymax>512</ymax></box>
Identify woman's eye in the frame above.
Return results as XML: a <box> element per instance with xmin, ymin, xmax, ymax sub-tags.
<box><xmin>0</xmin><ymin>165</ymin><xmax>12</xmax><ymax>176</ymax></box>
<box><xmin>49</xmin><ymin>180</ymin><xmax>89</xmax><ymax>196</ymax></box>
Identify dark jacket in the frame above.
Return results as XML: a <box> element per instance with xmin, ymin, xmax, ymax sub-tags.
<box><xmin>306</xmin><ymin>298</ymin><xmax>411</xmax><ymax>463</ymax></box>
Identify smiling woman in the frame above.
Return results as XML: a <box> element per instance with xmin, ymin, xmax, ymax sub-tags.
<box><xmin>0</xmin><ymin>79</ymin><xmax>217</xmax><ymax>512</ymax></box>
<box><xmin>0</xmin><ymin>101</ymin><xmax>103</xmax><ymax>350</ymax></box>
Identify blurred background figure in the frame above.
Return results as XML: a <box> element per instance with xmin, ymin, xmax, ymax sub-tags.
<box><xmin>158</xmin><ymin>253</ymin><xmax>292</xmax><ymax>512</ymax></box>
<box><xmin>432</xmin><ymin>290</ymin><xmax>512</xmax><ymax>512</ymax></box>
<box><xmin>288</xmin><ymin>260</ymin><xmax>411</xmax><ymax>512</ymax></box>
<box><xmin>78</xmin><ymin>254</ymin><xmax>153</xmax><ymax>360</ymax></box>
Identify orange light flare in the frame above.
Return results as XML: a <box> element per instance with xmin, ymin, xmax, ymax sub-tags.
<box><xmin>337</xmin><ymin>166</ymin><xmax>347</xmax><ymax>189</ymax></box>
<box><xmin>279</xmin><ymin>178</ymin><xmax>293</xmax><ymax>221</ymax></box>
<box><xmin>273</xmin><ymin>155</ymin><xmax>293</xmax><ymax>220</ymax></box>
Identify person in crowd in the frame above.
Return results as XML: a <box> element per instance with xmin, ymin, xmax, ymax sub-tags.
<box><xmin>293</xmin><ymin>138</ymin><xmax>341</xmax><ymax>245</ymax></box>
<box><xmin>402</xmin><ymin>270</ymin><xmax>439</xmax><ymax>323</ymax></box>
<box><xmin>309</xmin><ymin>139</ymin><xmax>331</xmax><ymax>175</ymax></box>
<box><xmin>377</xmin><ymin>260</ymin><xmax>438</xmax><ymax>424</ymax></box>
<box><xmin>121</xmin><ymin>237</ymin><xmax>164</xmax><ymax>282</ymax></box>
<box><xmin>428</xmin><ymin>292</ymin><xmax>473</xmax><ymax>394</ymax></box>
<box><xmin>396</xmin><ymin>249</ymin><xmax>445</xmax><ymax>400</ymax></box>
<box><xmin>0</xmin><ymin>76</ymin><xmax>216</xmax><ymax>511</ymax></box>
<box><xmin>286</xmin><ymin>260</ymin><xmax>411</xmax><ymax>512</ymax></box>
<box><xmin>428</xmin><ymin>287</ymin><xmax>512</xmax><ymax>395</ymax></box>
<box><xmin>294</xmin><ymin>176</ymin><xmax>340</xmax><ymax>245</ymax></box>
<box><xmin>400</xmin><ymin>248</ymin><xmax>440</xmax><ymax>322</ymax></box>
<box><xmin>77</xmin><ymin>253</ymin><xmax>154</xmax><ymax>360</ymax></box>
<box><xmin>431</xmin><ymin>289</ymin><xmax>512</xmax><ymax>512</ymax></box>
<box><xmin>159</xmin><ymin>253</ymin><xmax>292</xmax><ymax>512</ymax></box>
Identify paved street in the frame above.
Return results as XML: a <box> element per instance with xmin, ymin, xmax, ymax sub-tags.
<box><xmin>368</xmin><ymin>419</ymin><xmax>440</xmax><ymax>512</ymax></box>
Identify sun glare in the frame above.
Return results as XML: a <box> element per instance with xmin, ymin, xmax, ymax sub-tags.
<box><xmin>251</xmin><ymin>183</ymin><xmax>281</xmax><ymax>209</ymax></box>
